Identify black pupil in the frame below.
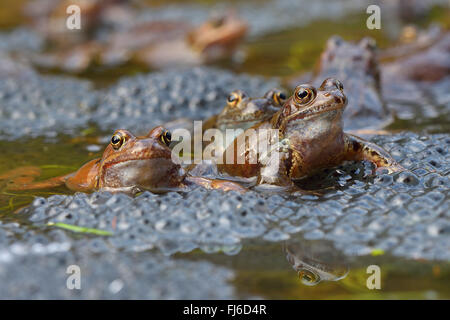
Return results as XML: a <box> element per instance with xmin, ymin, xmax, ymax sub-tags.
<box><xmin>111</xmin><ymin>135</ymin><xmax>121</xmax><ymax>145</ymax></box>
<box><xmin>297</xmin><ymin>89</ymin><xmax>308</xmax><ymax>99</ymax></box>
<box><xmin>165</xmin><ymin>131</ymin><xmax>171</xmax><ymax>141</ymax></box>
<box><xmin>228</xmin><ymin>95</ymin><xmax>236</xmax><ymax>103</ymax></box>
<box><xmin>278</xmin><ymin>92</ymin><xmax>286</xmax><ymax>100</ymax></box>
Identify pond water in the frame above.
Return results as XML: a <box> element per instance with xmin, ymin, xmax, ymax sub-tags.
<box><xmin>0</xmin><ymin>0</ymin><xmax>449</xmax><ymax>299</ymax></box>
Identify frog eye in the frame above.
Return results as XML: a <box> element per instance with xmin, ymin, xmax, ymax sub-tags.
<box><xmin>111</xmin><ymin>132</ymin><xmax>125</xmax><ymax>150</ymax></box>
<box><xmin>264</xmin><ymin>89</ymin><xmax>286</xmax><ymax>106</ymax></box>
<box><xmin>294</xmin><ymin>86</ymin><xmax>316</xmax><ymax>105</ymax></box>
<box><xmin>360</xmin><ymin>37</ymin><xmax>377</xmax><ymax>50</ymax></box>
<box><xmin>210</xmin><ymin>16</ymin><xmax>225</xmax><ymax>28</ymax></box>
<box><xmin>226</xmin><ymin>91</ymin><xmax>242</xmax><ymax>107</ymax></box>
<box><xmin>336</xmin><ymin>80</ymin><xmax>344</xmax><ymax>91</ymax></box>
<box><xmin>160</xmin><ymin>129</ymin><xmax>172</xmax><ymax>146</ymax></box>
<box><xmin>298</xmin><ymin>269</ymin><xmax>321</xmax><ymax>286</ymax></box>
<box><xmin>273</xmin><ymin>91</ymin><xmax>287</xmax><ymax>106</ymax></box>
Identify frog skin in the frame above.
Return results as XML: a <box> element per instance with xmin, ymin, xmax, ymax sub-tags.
<box><xmin>187</xmin><ymin>12</ymin><xmax>248</xmax><ymax>59</ymax></box>
<box><xmin>29</xmin><ymin>8</ymin><xmax>247</xmax><ymax>72</ymax></box>
<box><xmin>31</xmin><ymin>42</ymin><xmax>102</xmax><ymax>73</ymax></box>
<box><xmin>382</xmin><ymin>30</ymin><xmax>450</xmax><ymax>83</ymax></box>
<box><xmin>26</xmin><ymin>0</ymin><xmax>117</xmax><ymax>45</ymax></box>
<box><xmin>1</xmin><ymin>127</ymin><xmax>245</xmax><ymax>194</ymax></box>
<box><xmin>393</xmin><ymin>0</ymin><xmax>440</xmax><ymax>23</ymax></box>
<box><xmin>202</xmin><ymin>88</ymin><xmax>286</xmax><ymax>147</ymax></box>
<box><xmin>290</xmin><ymin>36</ymin><xmax>391</xmax><ymax>130</ymax></box>
<box><xmin>284</xmin><ymin>240</ymin><xmax>349</xmax><ymax>286</ymax></box>
<box><xmin>380</xmin><ymin>28</ymin><xmax>450</xmax><ymax>108</ymax></box>
<box><xmin>380</xmin><ymin>25</ymin><xmax>444</xmax><ymax>61</ymax></box>
<box><xmin>211</xmin><ymin>89</ymin><xmax>286</xmax><ymax>132</ymax></box>
<box><xmin>167</xmin><ymin>89</ymin><xmax>286</xmax><ymax>164</ymax></box>
<box><xmin>133</xmin><ymin>11</ymin><xmax>247</xmax><ymax>69</ymax></box>
<box><xmin>217</xmin><ymin>78</ymin><xmax>403</xmax><ymax>189</ymax></box>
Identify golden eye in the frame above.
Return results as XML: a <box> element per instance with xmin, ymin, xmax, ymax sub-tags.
<box><xmin>160</xmin><ymin>129</ymin><xmax>172</xmax><ymax>146</ymax></box>
<box><xmin>111</xmin><ymin>132</ymin><xmax>125</xmax><ymax>150</ymax></box>
<box><xmin>336</xmin><ymin>79</ymin><xmax>344</xmax><ymax>91</ymax></box>
<box><xmin>273</xmin><ymin>91</ymin><xmax>287</xmax><ymax>106</ymax></box>
<box><xmin>298</xmin><ymin>269</ymin><xmax>320</xmax><ymax>286</ymax></box>
<box><xmin>227</xmin><ymin>92</ymin><xmax>240</xmax><ymax>107</ymax></box>
<box><xmin>294</xmin><ymin>86</ymin><xmax>316</xmax><ymax>105</ymax></box>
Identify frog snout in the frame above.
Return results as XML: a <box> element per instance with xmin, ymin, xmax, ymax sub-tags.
<box><xmin>319</xmin><ymin>78</ymin><xmax>344</xmax><ymax>91</ymax></box>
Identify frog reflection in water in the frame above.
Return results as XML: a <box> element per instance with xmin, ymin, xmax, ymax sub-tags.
<box><xmin>284</xmin><ymin>240</ymin><xmax>349</xmax><ymax>286</ymax></box>
<box><xmin>218</xmin><ymin>78</ymin><xmax>404</xmax><ymax>190</ymax></box>
<box><xmin>1</xmin><ymin>127</ymin><xmax>245</xmax><ymax>194</ymax></box>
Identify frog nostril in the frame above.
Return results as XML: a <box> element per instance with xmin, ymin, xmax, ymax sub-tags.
<box><xmin>320</xmin><ymin>78</ymin><xmax>343</xmax><ymax>91</ymax></box>
<box><xmin>336</xmin><ymin>80</ymin><xmax>344</xmax><ymax>91</ymax></box>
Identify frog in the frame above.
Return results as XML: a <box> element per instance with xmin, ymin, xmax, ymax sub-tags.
<box><xmin>289</xmin><ymin>36</ymin><xmax>392</xmax><ymax>131</ymax></box>
<box><xmin>217</xmin><ymin>78</ymin><xmax>404</xmax><ymax>190</ymax></box>
<box><xmin>284</xmin><ymin>240</ymin><xmax>349</xmax><ymax>286</ymax></box>
<box><xmin>26</xmin><ymin>0</ymin><xmax>116</xmax><ymax>45</ymax></box>
<box><xmin>201</xmin><ymin>88</ymin><xmax>286</xmax><ymax>149</ymax></box>
<box><xmin>380</xmin><ymin>28</ymin><xmax>450</xmax><ymax>112</ymax></box>
<box><xmin>132</xmin><ymin>11</ymin><xmax>247</xmax><ymax>69</ymax></box>
<box><xmin>207</xmin><ymin>89</ymin><xmax>286</xmax><ymax>132</ymax></box>
<box><xmin>380</xmin><ymin>24</ymin><xmax>444</xmax><ymax>59</ymax></box>
<box><xmin>28</xmin><ymin>6</ymin><xmax>247</xmax><ymax>72</ymax></box>
<box><xmin>165</xmin><ymin>88</ymin><xmax>286</xmax><ymax>165</ymax></box>
<box><xmin>1</xmin><ymin>127</ymin><xmax>245</xmax><ymax>194</ymax></box>
<box><xmin>381</xmin><ymin>29</ymin><xmax>450</xmax><ymax>83</ymax></box>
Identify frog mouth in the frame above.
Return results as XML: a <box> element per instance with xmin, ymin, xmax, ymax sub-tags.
<box><xmin>286</xmin><ymin>103</ymin><xmax>345</xmax><ymax>122</ymax></box>
<box><xmin>101</xmin><ymin>146</ymin><xmax>174</xmax><ymax>171</ymax></box>
<box><xmin>218</xmin><ymin>118</ymin><xmax>265</xmax><ymax>125</ymax></box>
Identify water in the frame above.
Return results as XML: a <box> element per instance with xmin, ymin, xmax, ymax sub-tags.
<box><xmin>0</xmin><ymin>0</ymin><xmax>449</xmax><ymax>299</ymax></box>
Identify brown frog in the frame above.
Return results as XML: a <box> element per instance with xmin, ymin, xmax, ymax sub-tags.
<box><xmin>218</xmin><ymin>78</ymin><xmax>403</xmax><ymax>189</ymax></box>
<box><xmin>30</xmin><ymin>8</ymin><xmax>247</xmax><ymax>72</ymax></box>
<box><xmin>382</xmin><ymin>29</ymin><xmax>450</xmax><ymax>83</ymax></box>
<box><xmin>1</xmin><ymin>127</ymin><xmax>245</xmax><ymax>194</ymax></box>
<box><xmin>202</xmin><ymin>88</ymin><xmax>286</xmax><ymax>146</ymax></box>
<box><xmin>289</xmin><ymin>36</ymin><xmax>391</xmax><ymax>131</ymax></box>
<box><xmin>133</xmin><ymin>12</ymin><xmax>248</xmax><ymax>69</ymax></box>
<box><xmin>167</xmin><ymin>89</ymin><xmax>286</xmax><ymax>163</ymax></box>
<box><xmin>26</xmin><ymin>0</ymin><xmax>118</xmax><ymax>45</ymax></box>
<box><xmin>380</xmin><ymin>28</ymin><xmax>450</xmax><ymax>110</ymax></box>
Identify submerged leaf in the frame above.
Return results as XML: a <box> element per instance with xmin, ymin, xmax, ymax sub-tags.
<box><xmin>371</xmin><ymin>248</ymin><xmax>385</xmax><ymax>256</ymax></box>
<box><xmin>47</xmin><ymin>222</ymin><xmax>113</xmax><ymax>236</ymax></box>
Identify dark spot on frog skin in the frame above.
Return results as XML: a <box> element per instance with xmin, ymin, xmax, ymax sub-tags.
<box><xmin>352</xmin><ymin>141</ymin><xmax>361</xmax><ymax>151</ymax></box>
